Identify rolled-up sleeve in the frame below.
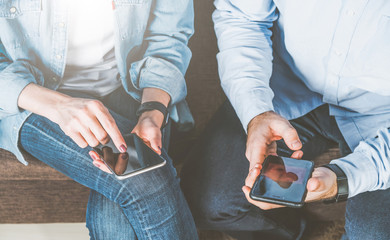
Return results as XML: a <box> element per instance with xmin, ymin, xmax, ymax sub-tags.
<box><xmin>213</xmin><ymin>0</ymin><xmax>278</xmax><ymax>131</ymax></box>
<box><xmin>331</xmin><ymin>127</ymin><xmax>390</xmax><ymax>197</ymax></box>
<box><xmin>0</xmin><ymin>40</ymin><xmax>43</xmax><ymax>118</ymax></box>
<box><xmin>129</xmin><ymin>0</ymin><xmax>194</xmax><ymax>105</ymax></box>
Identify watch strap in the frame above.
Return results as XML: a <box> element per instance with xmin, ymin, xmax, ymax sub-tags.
<box><xmin>322</xmin><ymin>164</ymin><xmax>349</xmax><ymax>203</ymax></box>
<box><xmin>136</xmin><ymin>101</ymin><xmax>169</xmax><ymax>128</ymax></box>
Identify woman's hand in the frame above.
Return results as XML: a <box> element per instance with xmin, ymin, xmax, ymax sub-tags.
<box><xmin>90</xmin><ymin>87</ymin><xmax>171</xmax><ymax>172</ymax></box>
<box><xmin>131</xmin><ymin>109</ymin><xmax>165</xmax><ymax>154</ymax></box>
<box><xmin>18</xmin><ymin>83</ymin><xmax>126</xmax><ymax>151</ymax></box>
<box><xmin>50</xmin><ymin>97</ymin><xmax>126</xmax><ymax>150</ymax></box>
<box><xmin>89</xmin><ymin>109</ymin><xmax>165</xmax><ymax>173</ymax></box>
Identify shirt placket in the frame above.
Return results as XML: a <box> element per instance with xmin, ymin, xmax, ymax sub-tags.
<box><xmin>323</xmin><ymin>0</ymin><xmax>369</xmax><ymax>105</ymax></box>
<box><xmin>47</xmin><ymin>1</ymin><xmax>68</xmax><ymax>90</ymax></box>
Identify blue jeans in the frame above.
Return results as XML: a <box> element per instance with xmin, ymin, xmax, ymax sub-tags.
<box><xmin>181</xmin><ymin>101</ymin><xmax>390</xmax><ymax>240</ymax></box>
<box><xmin>19</xmin><ymin>87</ymin><xmax>198</xmax><ymax>240</ymax></box>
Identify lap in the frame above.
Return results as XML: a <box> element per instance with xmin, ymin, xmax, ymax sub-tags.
<box><xmin>180</xmin><ymin>101</ymin><xmax>301</xmax><ymax>236</ymax></box>
<box><xmin>180</xmin><ymin>101</ymin><xmax>347</xmax><ymax>236</ymax></box>
<box><xmin>18</xmin><ymin>88</ymin><xmax>198</xmax><ymax>239</ymax></box>
<box><xmin>19</xmin><ymin>111</ymin><xmax>177</xmax><ymax>198</ymax></box>
<box><xmin>344</xmin><ymin>188</ymin><xmax>390</xmax><ymax>240</ymax></box>
<box><xmin>18</xmin><ymin>87</ymin><xmax>179</xmax><ymax>213</ymax></box>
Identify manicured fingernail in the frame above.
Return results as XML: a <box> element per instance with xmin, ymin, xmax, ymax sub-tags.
<box><xmin>255</xmin><ymin>164</ymin><xmax>261</xmax><ymax>168</ymax></box>
<box><xmin>89</xmin><ymin>152</ymin><xmax>97</xmax><ymax>161</ymax></box>
<box><xmin>119</xmin><ymin>145</ymin><xmax>127</xmax><ymax>153</ymax></box>
<box><xmin>93</xmin><ymin>162</ymin><xmax>100</xmax><ymax>168</ymax></box>
<box><xmin>292</xmin><ymin>140</ymin><xmax>301</xmax><ymax>149</ymax></box>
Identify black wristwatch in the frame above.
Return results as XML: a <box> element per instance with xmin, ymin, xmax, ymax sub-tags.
<box><xmin>136</xmin><ymin>101</ymin><xmax>169</xmax><ymax>128</ymax></box>
<box><xmin>322</xmin><ymin>164</ymin><xmax>349</xmax><ymax>203</ymax></box>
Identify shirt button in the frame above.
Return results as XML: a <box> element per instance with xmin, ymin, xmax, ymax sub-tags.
<box><xmin>56</xmin><ymin>54</ymin><xmax>63</xmax><ymax>60</ymax></box>
<box><xmin>330</xmin><ymin>79</ymin><xmax>337</xmax><ymax>85</ymax></box>
<box><xmin>52</xmin><ymin>76</ymin><xmax>58</xmax><ymax>82</ymax></box>
<box><xmin>9</xmin><ymin>7</ymin><xmax>17</xmax><ymax>13</ymax></box>
<box><xmin>334</xmin><ymin>50</ymin><xmax>343</xmax><ymax>56</ymax></box>
<box><xmin>347</xmin><ymin>10</ymin><xmax>356</xmax><ymax>16</ymax></box>
<box><xmin>58</xmin><ymin>22</ymin><xmax>65</xmax><ymax>28</ymax></box>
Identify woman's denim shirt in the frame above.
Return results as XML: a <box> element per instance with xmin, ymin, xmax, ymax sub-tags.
<box><xmin>0</xmin><ymin>0</ymin><xmax>194</xmax><ymax>165</ymax></box>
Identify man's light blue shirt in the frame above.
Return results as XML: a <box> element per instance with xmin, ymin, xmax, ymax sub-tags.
<box><xmin>214</xmin><ymin>0</ymin><xmax>390</xmax><ymax>197</ymax></box>
<box><xmin>0</xmin><ymin>0</ymin><xmax>194</xmax><ymax>165</ymax></box>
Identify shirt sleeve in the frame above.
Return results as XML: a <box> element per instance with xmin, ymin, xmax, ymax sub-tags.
<box><xmin>128</xmin><ymin>0</ymin><xmax>194</xmax><ymax>105</ymax></box>
<box><xmin>331</xmin><ymin>127</ymin><xmax>390</xmax><ymax>198</ymax></box>
<box><xmin>0</xmin><ymin>40</ymin><xmax>43</xmax><ymax>118</ymax></box>
<box><xmin>213</xmin><ymin>0</ymin><xmax>278</xmax><ymax>131</ymax></box>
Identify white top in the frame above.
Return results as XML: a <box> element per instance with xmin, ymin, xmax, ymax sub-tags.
<box><xmin>57</xmin><ymin>0</ymin><xmax>121</xmax><ymax>97</ymax></box>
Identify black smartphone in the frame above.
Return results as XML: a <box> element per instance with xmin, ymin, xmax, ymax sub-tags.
<box><xmin>93</xmin><ymin>133</ymin><xmax>167</xmax><ymax>180</ymax></box>
<box><xmin>249</xmin><ymin>155</ymin><xmax>314</xmax><ymax>208</ymax></box>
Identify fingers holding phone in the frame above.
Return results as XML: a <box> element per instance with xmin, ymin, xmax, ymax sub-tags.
<box><xmin>304</xmin><ymin>167</ymin><xmax>338</xmax><ymax>202</ymax></box>
<box><xmin>90</xmin><ymin>134</ymin><xmax>166</xmax><ymax>179</ymax></box>
<box><xmin>245</xmin><ymin>156</ymin><xmax>339</xmax><ymax>210</ymax></box>
<box><xmin>131</xmin><ymin>109</ymin><xmax>164</xmax><ymax>155</ymax></box>
<box><xmin>242</xmin><ymin>163</ymin><xmax>284</xmax><ymax>210</ymax></box>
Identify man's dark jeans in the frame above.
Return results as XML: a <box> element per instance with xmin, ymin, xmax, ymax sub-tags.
<box><xmin>181</xmin><ymin>101</ymin><xmax>390</xmax><ymax>240</ymax></box>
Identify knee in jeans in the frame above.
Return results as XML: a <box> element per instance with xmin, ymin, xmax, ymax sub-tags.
<box><xmin>345</xmin><ymin>215</ymin><xmax>390</xmax><ymax>240</ymax></box>
<box><xmin>111</xmin><ymin>167</ymin><xmax>177</xmax><ymax>206</ymax></box>
<box><xmin>189</xmin><ymin>193</ymin><xmax>246</xmax><ymax>229</ymax></box>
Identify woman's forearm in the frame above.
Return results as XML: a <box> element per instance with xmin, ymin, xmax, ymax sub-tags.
<box><xmin>17</xmin><ymin>83</ymin><xmax>71</xmax><ymax>121</ymax></box>
<box><xmin>18</xmin><ymin>83</ymin><xmax>126</xmax><ymax>150</ymax></box>
<box><xmin>141</xmin><ymin>87</ymin><xmax>171</xmax><ymax>107</ymax></box>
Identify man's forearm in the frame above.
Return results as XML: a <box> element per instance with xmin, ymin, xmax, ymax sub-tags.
<box><xmin>213</xmin><ymin>0</ymin><xmax>277</xmax><ymax>131</ymax></box>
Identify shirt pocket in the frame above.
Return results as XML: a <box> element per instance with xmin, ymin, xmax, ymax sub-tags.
<box><xmin>358</xmin><ymin>9</ymin><xmax>390</xmax><ymax>81</ymax></box>
<box><xmin>0</xmin><ymin>0</ymin><xmax>41</xmax><ymax>47</ymax></box>
<box><xmin>114</xmin><ymin>0</ymin><xmax>152</xmax><ymax>40</ymax></box>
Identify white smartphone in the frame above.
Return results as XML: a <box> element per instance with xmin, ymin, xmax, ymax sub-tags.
<box><xmin>93</xmin><ymin>133</ymin><xmax>167</xmax><ymax>180</ymax></box>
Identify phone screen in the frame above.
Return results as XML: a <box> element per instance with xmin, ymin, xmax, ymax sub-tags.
<box><xmin>250</xmin><ymin>155</ymin><xmax>314</xmax><ymax>207</ymax></box>
<box><xmin>93</xmin><ymin>133</ymin><xmax>166</xmax><ymax>179</ymax></box>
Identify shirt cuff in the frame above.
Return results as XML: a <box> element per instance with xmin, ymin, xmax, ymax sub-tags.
<box><xmin>330</xmin><ymin>150</ymin><xmax>377</xmax><ymax>198</ymax></box>
<box><xmin>225</xmin><ymin>86</ymin><xmax>274</xmax><ymax>132</ymax></box>
<box><xmin>0</xmin><ymin>61</ymin><xmax>41</xmax><ymax>116</ymax></box>
<box><xmin>129</xmin><ymin>57</ymin><xmax>187</xmax><ymax>105</ymax></box>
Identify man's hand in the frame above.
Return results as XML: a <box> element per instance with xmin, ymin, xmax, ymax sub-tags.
<box><xmin>242</xmin><ymin>165</ymin><xmax>338</xmax><ymax>210</ymax></box>
<box><xmin>246</xmin><ymin>111</ymin><xmax>303</xmax><ymax>171</ymax></box>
